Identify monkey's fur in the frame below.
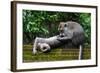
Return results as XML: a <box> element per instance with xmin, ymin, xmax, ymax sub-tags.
<box><xmin>32</xmin><ymin>21</ymin><xmax>85</xmax><ymax>56</ymax></box>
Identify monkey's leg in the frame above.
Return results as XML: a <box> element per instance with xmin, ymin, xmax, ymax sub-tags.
<box><xmin>78</xmin><ymin>45</ymin><xmax>83</xmax><ymax>60</ymax></box>
<box><xmin>33</xmin><ymin>37</ymin><xmax>39</xmax><ymax>54</ymax></box>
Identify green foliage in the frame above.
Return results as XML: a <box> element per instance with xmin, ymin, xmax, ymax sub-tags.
<box><xmin>23</xmin><ymin>10</ymin><xmax>49</xmax><ymax>35</ymax></box>
<box><xmin>79</xmin><ymin>13</ymin><xmax>91</xmax><ymax>47</ymax></box>
<box><xmin>23</xmin><ymin>10</ymin><xmax>91</xmax><ymax>47</ymax></box>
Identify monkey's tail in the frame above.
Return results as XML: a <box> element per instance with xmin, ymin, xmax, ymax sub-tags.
<box><xmin>79</xmin><ymin>45</ymin><xmax>83</xmax><ymax>60</ymax></box>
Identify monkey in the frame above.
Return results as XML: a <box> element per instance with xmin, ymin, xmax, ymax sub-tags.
<box><xmin>32</xmin><ymin>21</ymin><xmax>85</xmax><ymax>59</ymax></box>
<box><xmin>57</xmin><ymin>21</ymin><xmax>85</xmax><ymax>59</ymax></box>
<box><xmin>32</xmin><ymin>36</ymin><xmax>63</xmax><ymax>54</ymax></box>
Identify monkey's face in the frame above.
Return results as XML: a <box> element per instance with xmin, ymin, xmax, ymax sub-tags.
<box><xmin>58</xmin><ymin>22</ymin><xmax>68</xmax><ymax>37</ymax></box>
<box><xmin>38</xmin><ymin>43</ymin><xmax>51</xmax><ymax>53</ymax></box>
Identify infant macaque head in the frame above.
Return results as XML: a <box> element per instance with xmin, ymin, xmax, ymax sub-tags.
<box><xmin>38</xmin><ymin>43</ymin><xmax>51</xmax><ymax>53</ymax></box>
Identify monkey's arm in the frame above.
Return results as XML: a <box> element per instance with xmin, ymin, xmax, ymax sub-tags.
<box><xmin>57</xmin><ymin>33</ymin><xmax>73</xmax><ymax>41</ymax></box>
<box><xmin>57</xmin><ymin>36</ymin><xmax>72</xmax><ymax>41</ymax></box>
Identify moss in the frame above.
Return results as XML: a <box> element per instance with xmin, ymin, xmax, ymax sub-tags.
<box><xmin>23</xmin><ymin>45</ymin><xmax>91</xmax><ymax>62</ymax></box>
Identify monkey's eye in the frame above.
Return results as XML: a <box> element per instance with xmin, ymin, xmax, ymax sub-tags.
<box><xmin>64</xmin><ymin>24</ymin><xmax>67</xmax><ymax>27</ymax></box>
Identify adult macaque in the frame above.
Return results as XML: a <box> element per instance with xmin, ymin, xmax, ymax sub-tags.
<box><xmin>58</xmin><ymin>21</ymin><xmax>85</xmax><ymax>46</ymax></box>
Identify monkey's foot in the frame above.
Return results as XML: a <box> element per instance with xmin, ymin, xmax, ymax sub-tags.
<box><xmin>32</xmin><ymin>49</ymin><xmax>37</xmax><ymax>54</ymax></box>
